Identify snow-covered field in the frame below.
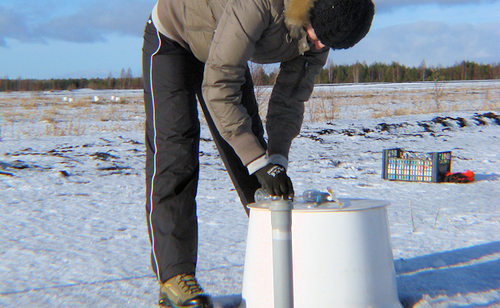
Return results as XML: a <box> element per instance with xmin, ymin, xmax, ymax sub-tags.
<box><xmin>1</xmin><ymin>81</ymin><xmax>499</xmax><ymax>307</ymax></box>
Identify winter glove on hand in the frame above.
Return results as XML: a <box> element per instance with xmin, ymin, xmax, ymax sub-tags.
<box><xmin>255</xmin><ymin>164</ymin><xmax>294</xmax><ymax>200</ymax></box>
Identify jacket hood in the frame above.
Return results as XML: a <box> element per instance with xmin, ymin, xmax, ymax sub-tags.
<box><xmin>284</xmin><ymin>0</ymin><xmax>315</xmax><ymax>28</ymax></box>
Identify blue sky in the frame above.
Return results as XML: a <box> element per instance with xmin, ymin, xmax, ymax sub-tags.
<box><xmin>1</xmin><ymin>0</ymin><xmax>499</xmax><ymax>79</ymax></box>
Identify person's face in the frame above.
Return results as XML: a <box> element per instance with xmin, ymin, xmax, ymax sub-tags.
<box><xmin>305</xmin><ymin>24</ymin><xmax>326</xmax><ymax>50</ymax></box>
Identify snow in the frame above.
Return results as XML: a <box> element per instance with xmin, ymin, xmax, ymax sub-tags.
<box><xmin>1</xmin><ymin>81</ymin><xmax>499</xmax><ymax>307</ymax></box>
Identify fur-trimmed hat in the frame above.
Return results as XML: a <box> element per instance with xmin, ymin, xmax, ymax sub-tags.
<box><xmin>285</xmin><ymin>0</ymin><xmax>375</xmax><ymax>50</ymax></box>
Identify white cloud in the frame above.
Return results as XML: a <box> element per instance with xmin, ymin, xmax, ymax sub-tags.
<box><xmin>0</xmin><ymin>0</ymin><xmax>153</xmax><ymax>44</ymax></box>
<box><xmin>331</xmin><ymin>21</ymin><xmax>500</xmax><ymax>67</ymax></box>
<box><xmin>0</xmin><ymin>6</ymin><xmax>34</xmax><ymax>45</ymax></box>
<box><xmin>1</xmin><ymin>0</ymin><xmax>499</xmax><ymax>78</ymax></box>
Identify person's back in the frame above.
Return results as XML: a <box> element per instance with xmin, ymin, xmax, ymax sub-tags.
<box><xmin>153</xmin><ymin>0</ymin><xmax>310</xmax><ymax>63</ymax></box>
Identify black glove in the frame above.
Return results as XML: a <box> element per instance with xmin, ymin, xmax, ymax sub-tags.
<box><xmin>255</xmin><ymin>164</ymin><xmax>294</xmax><ymax>200</ymax></box>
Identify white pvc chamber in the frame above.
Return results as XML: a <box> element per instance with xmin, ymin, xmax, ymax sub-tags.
<box><xmin>240</xmin><ymin>198</ymin><xmax>402</xmax><ymax>308</ymax></box>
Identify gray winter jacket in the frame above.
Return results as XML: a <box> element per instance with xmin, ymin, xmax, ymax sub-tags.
<box><xmin>152</xmin><ymin>0</ymin><xmax>329</xmax><ymax>173</ymax></box>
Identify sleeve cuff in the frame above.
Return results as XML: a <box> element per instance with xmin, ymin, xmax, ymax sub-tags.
<box><xmin>269</xmin><ymin>154</ymin><xmax>288</xmax><ymax>170</ymax></box>
<box><xmin>247</xmin><ymin>154</ymin><xmax>269</xmax><ymax>175</ymax></box>
<box><xmin>247</xmin><ymin>154</ymin><xmax>288</xmax><ymax>174</ymax></box>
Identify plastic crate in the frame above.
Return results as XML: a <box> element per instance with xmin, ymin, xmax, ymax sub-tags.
<box><xmin>382</xmin><ymin>148</ymin><xmax>452</xmax><ymax>183</ymax></box>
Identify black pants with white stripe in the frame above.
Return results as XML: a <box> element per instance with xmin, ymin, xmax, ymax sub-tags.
<box><xmin>142</xmin><ymin>19</ymin><xmax>265</xmax><ymax>283</ymax></box>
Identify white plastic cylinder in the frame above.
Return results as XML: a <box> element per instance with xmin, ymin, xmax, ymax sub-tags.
<box><xmin>240</xmin><ymin>198</ymin><xmax>402</xmax><ymax>308</ymax></box>
<box><xmin>269</xmin><ymin>200</ymin><xmax>294</xmax><ymax>308</ymax></box>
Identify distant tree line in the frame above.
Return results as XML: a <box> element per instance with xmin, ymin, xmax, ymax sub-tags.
<box><xmin>0</xmin><ymin>68</ymin><xmax>142</xmax><ymax>92</ymax></box>
<box><xmin>1</xmin><ymin>61</ymin><xmax>499</xmax><ymax>92</ymax></box>
<box><xmin>253</xmin><ymin>60</ymin><xmax>500</xmax><ymax>86</ymax></box>
<box><xmin>313</xmin><ymin>60</ymin><xmax>500</xmax><ymax>84</ymax></box>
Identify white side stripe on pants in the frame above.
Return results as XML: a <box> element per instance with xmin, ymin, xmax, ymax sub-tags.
<box><xmin>148</xmin><ymin>25</ymin><xmax>162</xmax><ymax>283</ymax></box>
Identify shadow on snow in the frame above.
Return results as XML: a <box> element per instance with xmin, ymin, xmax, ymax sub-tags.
<box><xmin>396</xmin><ymin>241</ymin><xmax>500</xmax><ymax>307</ymax></box>
<box><xmin>211</xmin><ymin>242</ymin><xmax>500</xmax><ymax>307</ymax></box>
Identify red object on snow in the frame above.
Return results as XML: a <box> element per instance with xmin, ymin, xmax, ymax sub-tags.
<box><xmin>444</xmin><ymin>170</ymin><xmax>475</xmax><ymax>183</ymax></box>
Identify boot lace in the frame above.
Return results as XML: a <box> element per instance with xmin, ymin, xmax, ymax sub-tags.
<box><xmin>178</xmin><ymin>274</ymin><xmax>203</xmax><ymax>295</ymax></box>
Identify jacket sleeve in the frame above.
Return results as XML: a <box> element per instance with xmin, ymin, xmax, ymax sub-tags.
<box><xmin>202</xmin><ymin>0</ymin><xmax>271</xmax><ymax>166</ymax></box>
<box><xmin>266</xmin><ymin>47</ymin><xmax>329</xmax><ymax>161</ymax></box>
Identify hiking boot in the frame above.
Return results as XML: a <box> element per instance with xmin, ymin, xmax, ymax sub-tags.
<box><xmin>158</xmin><ymin>295</ymin><xmax>173</xmax><ymax>308</ymax></box>
<box><xmin>159</xmin><ymin>273</ymin><xmax>213</xmax><ymax>308</ymax></box>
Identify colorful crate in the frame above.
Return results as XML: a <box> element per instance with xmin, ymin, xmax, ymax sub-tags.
<box><xmin>382</xmin><ymin>148</ymin><xmax>452</xmax><ymax>183</ymax></box>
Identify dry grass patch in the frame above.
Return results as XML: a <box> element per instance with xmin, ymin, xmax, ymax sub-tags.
<box><xmin>2</xmin><ymin>84</ymin><xmax>498</xmax><ymax>137</ymax></box>
<box><xmin>69</xmin><ymin>99</ymin><xmax>93</xmax><ymax>108</ymax></box>
<box><xmin>1</xmin><ymin>93</ymin><xmax>145</xmax><ymax>139</ymax></box>
<box><xmin>310</xmin><ymin>82</ymin><xmax>500</xmax><ymax>121</ymax></box>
